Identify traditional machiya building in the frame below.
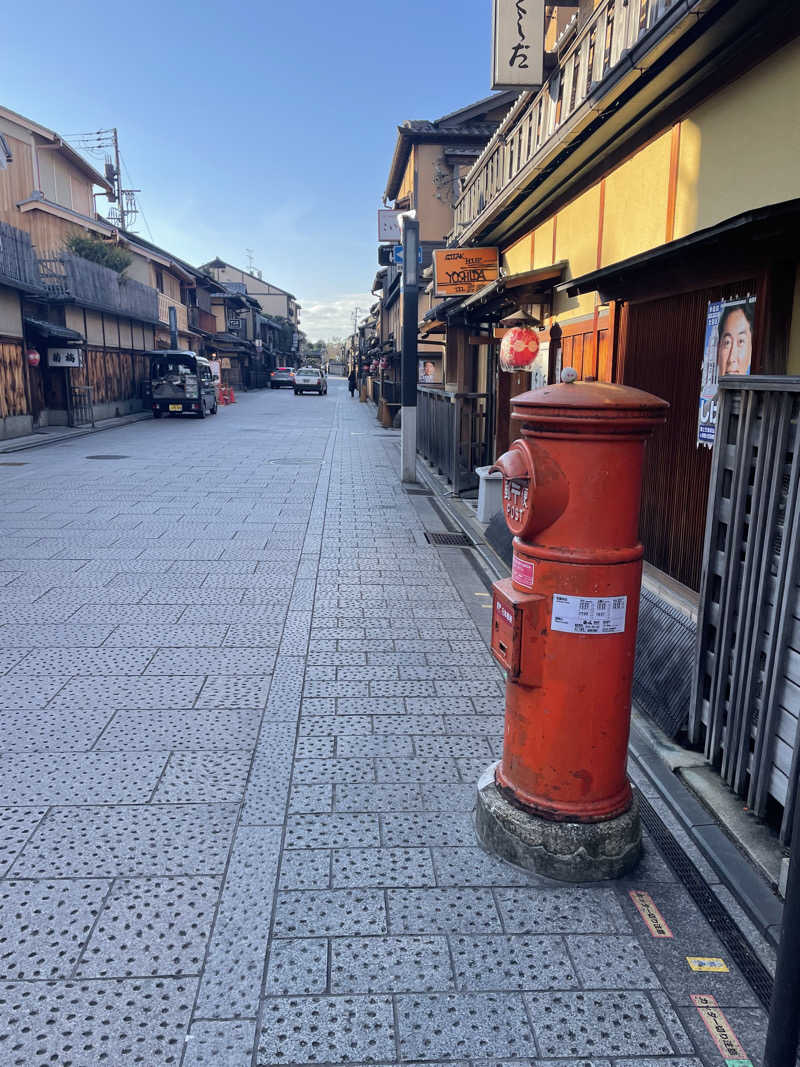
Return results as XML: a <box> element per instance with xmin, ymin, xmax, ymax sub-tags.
<box><xmin>436</xmin><ymin>0</ymin><xmax>800</xmax><ymax>841</ymax></box>
<box><xmin>441</xmin><ymin>0</ymin><xmax>800</xmax><ymax>592</ymax></box>
<box><xmin>0</xmin><ymin>103</ymin><xmax>211</xmax><ymax>433</ymax></box>
<box><xmin>373</xmin><ymin>91</ymin><xmax>518</xmax><ymax>426</ymax></box>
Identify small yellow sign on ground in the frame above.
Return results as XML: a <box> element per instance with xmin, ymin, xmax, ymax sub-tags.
<box><xmin>629</xmin><ymin>890</ymin><xmax>673</xmax><ymax>938</ymax></box>
<box><xmin>687</xmin><ymin>956</ymin><xmax>729</xmax><ymax>972</ymax></box>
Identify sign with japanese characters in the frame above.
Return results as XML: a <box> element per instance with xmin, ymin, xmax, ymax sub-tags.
<box><xmin>378</xmin><ymin>208</ymin><xmax>402</xmax><ymax>243</ymax></box>
<box><xmin>629</xmin><ymin>890</ymin><xmax>673</xmax><ymax>938</ymax></box>
<box><xmin>433</xmin><ymin>248</ymin><xmax>500</xmax><ymax>297</ymax></box>
<box><xmin>47</xmin><ymin>347</ymin><xmax>82</xmax><ymax>368</ymax></box>
<box><xmin>492</xmin><ymin>0</ymin><xmax>545</xmax><ymax>90</ymax></box>
<box><xmin>551</xmin><ymin>595</ymin><xmax>627</xmax><ymax>635</ymax></box>
<box><xmin>690</xmin><ymin>995</ymin><xmax>751</xmax><ymax>1063</ymax></box>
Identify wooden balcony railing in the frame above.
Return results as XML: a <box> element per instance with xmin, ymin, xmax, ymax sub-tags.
<box><xmin>188</xmin><ymin>306</ymin><xmax>218</xmax><ymax>334</ymax></box>
<box><xmin>452</xmin><ymin>0</ymin><xmax>688</xmax><ymax>240</ymax></box>
<box><xmin>158</xmin><ymin>291</ymin><xmax>188</xmax><ymax>334</ymax></box>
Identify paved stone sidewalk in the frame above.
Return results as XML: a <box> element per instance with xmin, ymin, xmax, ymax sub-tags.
<box><xmin>0</xmin><ymin>382</ymin><xmax>767</xmax><ymax>1065</ymax></box>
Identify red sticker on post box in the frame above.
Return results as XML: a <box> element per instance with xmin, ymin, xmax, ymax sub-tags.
<box><xmin>551</xmin><ymin>594</ymin><xmax>627</xmax><ymax>635</ymax></box>
<box><xmin>512</xmin><ymin>556</ymin><xmax>534</xmax><ymax>589</ymax></box>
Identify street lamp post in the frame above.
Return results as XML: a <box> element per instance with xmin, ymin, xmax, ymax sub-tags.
<box><xmin>400</xmin><ymin>214</ymin><xmax>419</xmax><ymax>483</ymax></box>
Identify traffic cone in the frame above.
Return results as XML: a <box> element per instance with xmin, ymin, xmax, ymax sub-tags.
<box><xmin>228</xmin><ymin>387</ymin><xmax>236</xmax><ymax>403</ymax></box>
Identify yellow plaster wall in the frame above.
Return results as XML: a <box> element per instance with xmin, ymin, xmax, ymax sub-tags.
<box><xmin>417</xmin><ymin>145</ymin><xmax>455</xmax><ymax>242</ymax></box>
<box><xmin>503</xmin><ymin>232</ymin><xmax>531</xmax><ymax>275</ymax></box>
<box><xmin>398</xmin><ymin>150</ymin><xmax>414</xmax><ymax>205</ymax></box>
<box><xmin>675</xmin><ymin>38</ymin><xmax>800</xmax><ymax>239</ymax></box>
<box><xmin>602</xmin><ymin>131</ymin><xmax>671</xmax><ymax>266</ymax></box>
<box><xmin>553</xmin><ymin>184</ymin><xmax>602</xmax><ymax>319</ymax></box>
<box><xmin>532</xmin><ymin>218</ymin><xmax>555</xmax><ymax>269</ymax></box>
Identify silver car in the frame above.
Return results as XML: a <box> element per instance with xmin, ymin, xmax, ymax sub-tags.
<box><xmin>293</xmin><ymin>366</ymin><xmax>327</xmax><ymax>395</ymax></box>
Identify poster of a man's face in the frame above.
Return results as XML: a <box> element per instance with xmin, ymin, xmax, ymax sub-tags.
<box><xmin>418</xmin><ymin>357</ymin><xmax>442</xmax><ymax>384</ymax></box>
<box><xmin>697</xmin><ymin>296</ymin><xmax>755</xmax><ymax>448</ymax></box>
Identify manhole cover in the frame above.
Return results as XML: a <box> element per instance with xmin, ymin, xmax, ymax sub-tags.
<box><xmin>85</xmin><ymin>455</ymin><xmax>130</xmax><ymax>460</ymax></box>
<box><xmin>0</xmin><ymin>461</ymin><xmax>27</xmax><ymax>466</ymax></box>
<box><xmin>424</xmin><ymin>531</ymin><xmax>472</xmax><ymax>547</ymax></box>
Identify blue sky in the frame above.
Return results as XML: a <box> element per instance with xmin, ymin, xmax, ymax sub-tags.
<box><xmin>4</xmin><ymin>0</ymin><xmax>500</xmax><ymax>339</ymax></box>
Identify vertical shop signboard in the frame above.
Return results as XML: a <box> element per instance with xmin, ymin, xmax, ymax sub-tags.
<box><xmin>697</xmin><ymin>295</ymin><xmax>755</xmax><ymax>448</ymax></box>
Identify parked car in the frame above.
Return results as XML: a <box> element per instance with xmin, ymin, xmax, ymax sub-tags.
<box><xmin>149</xmin><ymin>351</ymin><xmax>217</xmax><ymax>419</ymax></box>
<box><xmin>294</xmin><ymin>366</ymin><xmax>327</xmax><ymax>395</ymax></box>
<box><xmin>270</xmin><ymin>367</ymin><xmax>295</xmax><ymax>389</ymax></box>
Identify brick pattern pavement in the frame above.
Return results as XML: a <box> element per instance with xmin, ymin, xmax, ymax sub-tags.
<box><xmin>0</xmin><ymin>383</ymin><xmax>767</xmax><ymax>1066</ymax></box>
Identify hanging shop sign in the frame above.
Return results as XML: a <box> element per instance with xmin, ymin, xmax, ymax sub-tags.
<box><xmin>697</xmin><ymin>295</ymin><xmax>755</xmax><ymax>449</ymax></box>
<box><xmin>47</xmin><ymin>347</ymin><xmax>83</xmax><ymax>368</ymax></box>
<box><xmin>378</xmin><ymin>208</ymin><xmax>403</xmax><ymax>243</ymax></box>
<box><xmin>418</xmin><ymin>356</ymin><xmax>443</xmax><ymax>385</ymax></box>
<box><xmin>26</xmin><ymin>347</ymin><xmax>41</xmax><ymax>367</ymax></box>
<box><xmin>221</xmin><ymin>357</ymin><xmax>231</xmax><ymax>369</ymax></box>
<box><xmin>499</xmin><ymin>325</ymin><xmax>541</xmax><ymax>373</ymax></box>
<box><xmin>433</xmin><ymin>248</ymin><xmax>500</xmax><ymax>297</ymax></box>
<box><xmin>491</xmin><ymin>0</ymin><xmax>546</xmax><ymax>90</ymax></box>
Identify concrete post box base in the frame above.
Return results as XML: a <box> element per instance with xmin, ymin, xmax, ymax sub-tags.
<box><xmin>475</xmin><ymin>762</ymin><xmax>642</xmax><ymax>882</ymax></box>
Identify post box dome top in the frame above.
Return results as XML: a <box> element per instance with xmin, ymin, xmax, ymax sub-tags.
<box><xmin>510</xmin><ymin>380</ymin><xmax>668</xmax><ymax>434</ymax></box>
<box><xmin>513</xmin><ymin>380</ymin><xmax>667</xmax><ymax>412</ymax></box>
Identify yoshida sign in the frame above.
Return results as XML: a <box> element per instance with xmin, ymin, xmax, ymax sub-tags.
<box><xmin>433</xmin><ymin>248</ymin><xmax>499</xmax><ymax>297</ymax></box>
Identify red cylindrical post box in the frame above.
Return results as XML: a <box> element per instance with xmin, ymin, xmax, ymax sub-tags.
<box><xmin>477</xmin><ymin>377</ymin><xmax>668</xmax><ymax>881</ymax></box>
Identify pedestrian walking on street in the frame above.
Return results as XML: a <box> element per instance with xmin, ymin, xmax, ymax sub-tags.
<box><xmin>348</xmin><ymin>367</ymin><xmax>357</xmax><ymax>397</ymax></box>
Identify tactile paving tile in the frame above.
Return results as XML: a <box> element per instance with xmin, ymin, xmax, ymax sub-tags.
<box><xmin>286</xmin><ymin>813</ymin><xmax>380</xmax><ymax>850</ymax></box>
<box><xmin>11</xmin><ymin>803</ymin><xmax>238</xmax><ymax>877</ymax></box>
<box><xmin>0</xmin><ymin>808</ymin><xmax>48</xmax><ymax>874</ymax></box>
<box><xmin>451</xmin><ymin>934</ymin><xmax>579</xmax><ymax>992</ymax></box>
<box><xmin>387</xmin><ymin>887</ymin><xmax>503</xmax><ymax>934</ymax></box>
<box><xmin>295</xmin><ymin>736</ymin><xmax>335</xmax><ymax>758</ymax></box>
<box><xmin>76</xmin><ymin>876</ymin><xmax>220</xmax><ymax>977</ymax></box>
<box><xmin>294</xmin><ymin>758</ymin><xmax>376</xmax><ymax>783</ymax></box>
<box><xmin>496</xmin><ymin>888</ymin><xmax>632</xmax><ymax>933</ymax></box>
<box><xmin>0</xmin><ymin>706</ymin><xmax>114</xmax><ymax>752</ymax></box>
<box><xmin>288</xmin><ymin>783</ymin><xmax>334</xmax><ymax>814</ymax></box>
<box><xmin>0</xmin><ymin>751</ymin><xmax>167</xmax><ymax>804</ymax></box>
<box><xmin>53</xmin><ymin>674</ymin><xmax>205</xmax><ymax>710</ymax></box>
<box><xmin>0</xmin><ymin>676</ymin><xmax>67</xmax><ymax>709</ymax></box>
<box><xmin>413</xmin><ymin>735</ymin><xmax>495</xmax><ymax>758</ymax></box>
<box><xmin>419</xmin><ymin>784</ymin><xmax>478</xmax><ymax>811</ymax></box>
<box><xmin>381</xmin><ymin>812</ymin><xmax>475</xmax><ymax>847</ymax></box>
<box><xmin>105</xmin><ymin>624</ymin><xmax>228</xmax><ymax>646</ymax></box>
<box><xmin>405</xmin><ymin>697</ymin><xmax>476</xmax><ymax>714</ymax></box>
<box><xmin>194</xmin><ymin>826</ymin><xmax>281</xmax><ymax>1018</ymax></box>
<box><xmin>525</xmin><ymin>990</ymin><xmax>674</xmax><ymax>1057</ymax></box>
<box><xmin>146</xmin><ymin>647</ymin><xmax>276</xmax><ymax>674</ymax></box>
<box><xmin>334</xmin><ymin>783</ymin><xmax>423</xmax><ymax>812</ymax></box>
<box><xmin>265</xmin><ymin>938</ymin><xmax>328</xmax><ymax>995</ymax></box>
<box><xmin>96</xmin><ymin>708</ymin><xmax>261</xmax><ymax>750</ymax></box>
<box><xmin>195</xmin><ymin>675</ymin><xmax>272</xmax><ymax>708</ymax></box>
<box><xmin>14</xmin><ymin>647</ymin><xmax>157</xmax><ymax>675</ymax></box>
<box><xmin>332</xmin><ymin>847</ymin><xmax>435</xmax><ymax>888</ymax></box>
<box><xmin>182</xmin><ymin>1019</ymin><xmax>257</xmax><ymax>1067</ymax></box>
<box><xmin>0</xmin><ymin>650</ymin><xmax>30</xmax><ymax>675</ymax></box>
<box><xmin>331</xmin><ymin>935</ymin><xmax>454</xmax><ymax>994</ymax></box>
<box><xmin>338</xmin><ymin>697</ymin><xmax>405</xmax><ymax>716</ymax></box>
<box><xmin>568</xmin><ymin>934</ymin><xmax>662</xmax><ymax>989</ymax></box>
<box><xmin>336</xmin><ymin>733</ymin><xmax>415</xmax><ymax>757</ymax></box>
<box><xmin>396</xmin><ymin>991</ymin><xmax>537</xmax><ymax>1061</ymax></box>
<box><xmin>279</xmin><ymin>849</ymin><xmax>331</xmax><ymax>890</ymax></box>
<box><xmin>258</xmin><ymin>994</ymin><xmax>396</xmax><ymax>1065</ymax></box>
<box><xmin>431</xmin><ymin>848</ymin><xmax>543</xmax><ymax>888</ymax></box>
<box><xmin>153</xmin><ymin>750</ymin><xmax>252</xmax><ymax>803</ymax></box>
<box><xmin>0</xmin><ymin>879</ymin><xmax>109</xmax><ymax>979</ymax></box>
<box><xmin>374</xmin><ymin>757</ymin><xmax>461</xmax><ymax>783</ymax></box>
<box><xmin>0</xmin><ymin>976</ymin><xmax>198</xmax><ymax>1065</ymax></box>
<box><xmin>370</xmin><ymin>679</ymin><xmax>438</xmax><ymax>697</ymax></box>
<box><xmin>273</xmin><ymin>889</ymin><xmax>387</xmax><ymax>937</ymax></box>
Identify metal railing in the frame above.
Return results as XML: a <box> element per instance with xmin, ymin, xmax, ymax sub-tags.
<box><xmin>416</xmin><ymin>386</ymin><xmax>489</xmax><ymax>495</ymax></box>
<box><xmin>453</xmin><ymin>0</ymin><xmax>685</xmax><ymax>238</ymax></box>
<box><xmin>0</xmin><ymin>222</ymin><xmax>41</xmax><ymax>290</ymax></box>
<box><xmin>69</xmin><ymin>385</ymin><xmax>95</xmax><ymax>428</ymax></box>
<box><xmin>690</xmin><ymin>377</ymin><xmax>800</xmax><ymax>843</ymax></box>
<box><xmin>158</xmin><ymin>292</ymin><xmax>189</xmax><ymax>333</ymax></box>
<box><xmin>39</xmin><ymin>251</ymin><xmax>159</xmax><ymax>322</ymax></box>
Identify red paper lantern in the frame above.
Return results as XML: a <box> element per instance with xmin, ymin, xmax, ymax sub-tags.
<box><xmin>499</xmin><ymin>326</ymin><xmax>540</xmax><ymax>372</ymax></box>
<box><xmin>27</xmin><ymin>348</ymin><xmax>41</xmax><ymax>367</ymax></box>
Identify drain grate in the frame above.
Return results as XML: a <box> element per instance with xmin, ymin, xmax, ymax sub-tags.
<box><xmin>638</xmin><ymin>793</ymin><xmax>773</xmax><ymax>1010</ymax></box>
<box><xmin>404</xmin><ymin>487</ymin><xmax>433</xmax><ymax>496</ymax></box>
<box><xmin>424</xmin><ymin>531</ymin><xmax>472</xmax><ymax>547</ymax></box>
<box><xmin>0</xmin><ymin>461</ymin><xmax>27</xmax><ymax>466</ymax></box>
<box><xmin>85</xmin><ymin>455</ymin><xmax>129</xmax><ymax>460</ymax></box>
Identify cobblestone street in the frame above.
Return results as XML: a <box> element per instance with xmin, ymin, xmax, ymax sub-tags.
<box><xmin>0</xmin><ymin>380</ymin><xmax>770</xmax><ymax>1066</ymax></box>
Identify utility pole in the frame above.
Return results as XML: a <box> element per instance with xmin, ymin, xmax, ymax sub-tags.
<box><xmin>399</xmin><ymin>213</ymin><xmax>419</xmax><ymax>483</ymax></box>
<box><xmin>112</xmin><ymin>128</ymin><xmax>125</xmax><ymax>230</ymax></box>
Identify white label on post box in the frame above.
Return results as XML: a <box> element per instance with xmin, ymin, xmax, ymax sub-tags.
<box><xmin>550</xmin><ymin>594</ymin><xmax>627</xmax><ymax>635</ymax></box>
